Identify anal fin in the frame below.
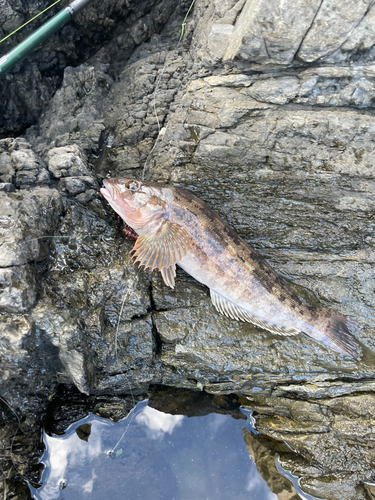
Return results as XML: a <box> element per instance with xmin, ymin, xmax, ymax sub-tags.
<box><xmin>160</xmin><ymin>265</ymin><xmax>176</xmax><ymax>289</ymax></box>
<box><xmin>210</xmin><ymin>289</ymin><xmax>300</xmax><ymax>336</ymax></box>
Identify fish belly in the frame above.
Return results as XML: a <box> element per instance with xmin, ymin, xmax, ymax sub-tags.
<box><xmin>177</xmin><ymin>251</ymin><xmax>302</xmax><ymax>333</ymax></box>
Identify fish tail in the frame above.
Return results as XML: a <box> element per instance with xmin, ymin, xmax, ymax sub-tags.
<box><xmin>304</xmin><ymin>308</ymin><xmax>358</xmax><ymax>358</ymax></box>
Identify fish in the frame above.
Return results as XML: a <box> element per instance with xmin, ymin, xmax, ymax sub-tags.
<box><xmin>100</xmin><ymin>178</ymin><xmax>357</xmax><ymax>358</ymax></box>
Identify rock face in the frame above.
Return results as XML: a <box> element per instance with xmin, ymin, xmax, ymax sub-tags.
<box><xmin>1</xmin><ymin>0</ymin><xmax>375</xmax><ymax>498</ymax></box>
<box><xmin>241</xmin><ymin>392</ymin><xmax>375</xmax><ymax>500</ymax></box>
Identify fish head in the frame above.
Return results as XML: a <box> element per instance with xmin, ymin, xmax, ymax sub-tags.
<box><xmin>100</xmin><ymin>178</ymin><xmax>169</xmax><ymax>232</ymax></box>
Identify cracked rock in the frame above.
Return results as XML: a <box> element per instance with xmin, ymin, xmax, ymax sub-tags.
<box><xmin>0</xmin><ymin>187</ymin><xmax>62</xmax><ymax>267</ymax></box>
<box><xmin>0</xmin><ymin>264</ymin><xmax>36</xmax><ymax>313</ymax></box>
<box><xmin>1</xmin><ymin>0</ymin><xmax>375</xmax><ymax>499</ymax></box>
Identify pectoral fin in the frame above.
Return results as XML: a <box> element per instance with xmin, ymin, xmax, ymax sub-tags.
<box><xmin>210</xmin><ymin>290</ymin><xmax>300</xmax><ymax>336</ymax></box>
<box><xmin>131</xmin><ymin>221</ymin><xmax>191</xmax><ymax>271</ymax></box>
<box><xmin>160</xmin><ymin>265</ymin><xmax>176</xmax><ymax>288</ymax></box>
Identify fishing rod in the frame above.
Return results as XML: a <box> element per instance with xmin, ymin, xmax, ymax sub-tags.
<box><xmin>0</xmin><ymin>0</ymin><xmax>93</xmax><ymax>77</ymax></box>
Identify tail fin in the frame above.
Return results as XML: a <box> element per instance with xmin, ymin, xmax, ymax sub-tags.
<box><xmin>304</xmin><ymin>309</ymin><xmax>358</xmax><ymax>358</ymax></box>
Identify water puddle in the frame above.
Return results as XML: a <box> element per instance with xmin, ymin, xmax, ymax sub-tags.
<box><xmin>28</xmin><ymin>398</ymin><xmax>309</xmax><ymax>500</ymax></box>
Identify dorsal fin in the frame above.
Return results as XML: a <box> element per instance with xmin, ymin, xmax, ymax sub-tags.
<box><xmin>210</xmin><ymin>290</ymin><xmax>300</xmax><ymax>336</ymax></box>
<box><xmin>131</xmin><ymin>221</ymin><xmax>191</xmax><ymax>270</ymax></box>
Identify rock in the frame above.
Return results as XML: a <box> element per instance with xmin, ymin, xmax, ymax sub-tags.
<box><xmin>0</xmin><ymin>187</ymin><xmax>62</xmax><ymax>267</ymax></box>
<box><xmin>192</xmin><ymin>0</ymin><xmax>375</xmax><ymax>67</ymax></box>
<box><xmin>0</xmin><ymin>0</ymin><xmax>23</xmax><ymax>34</ymax></box>
<box><xmin>0</xmin><ymin>264</ymin><xmax>36</xmax><ymax>313</ymax></box>
<box><xmin>223</xmin><ymin>0</ymin><xmax>319</xmax><ymax>64</ymax></box>
<box><xmin>47</xmin><ymin>144</ymin><xmax>98</xmax><ymax>196</ymax></box>
<box><xmin>296</xmin><ymin>0</ymin><xmax>370</xmax><ymax>63</ymax></box>
<box><xmin>241</xmin><ymin>393</ymin><xmax>375</xmax><ymax>500</ymax></box>
<box><xmin>1</xmin><ymin>0</ymin><xmax>375</xmax><ymax>498</ymax></box>
<box><xmin>0</xmin><ymin>182</ymin><xmax>15</xmax><ymax>192</ymax></box>
<box><xmin>0</xmin><ymin>137</ymin><xmax>50</xmax><ymax>187</ymax></box>
<box><xmin>246</xmin><ymin>76</ymin><xmax>300</xmax><ymax>105</ymax></box>
<box><xmin>0</xmin><ymin>0</ymin><xmax>181</xmax><ymax>139</ymax></box>
<box><xmin>47</xmin><ymin>144</ymin><xmax>92</xmax><ymax>178</ymax></box>
<box><xmin>207</xmin><ymin>24</ymin><xmax>235</xmax><ymax>63</ymax></box>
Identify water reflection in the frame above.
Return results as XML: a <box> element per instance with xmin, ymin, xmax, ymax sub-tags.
<box><xmin>30</xmin><ymin>399</ymin><xmax>305</xmax><ymax>500</ymax></box>
<box><xmin>134</xmin><ymin>405</ymin><xmax>184</xmax><ymax>439</ymax></box>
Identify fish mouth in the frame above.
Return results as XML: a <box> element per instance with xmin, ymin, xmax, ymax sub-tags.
<box><xmin>100</xmin><ymin>179</ymin><xmax>119</xmax><ymax>201</ymax></box>
<box><xmin>100</xmin><ymin>186</ymin><xmax>111</xmax><ymax>200</ymax></box>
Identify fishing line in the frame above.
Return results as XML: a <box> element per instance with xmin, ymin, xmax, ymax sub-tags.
<box><xmin>112</xmin><ymin>266</ymin><xmax>144</xmax><ymax>440</ymax></box>
<box><xmin>0</xmin><ymin>0</ymin><xmax>62</xmax><ymax>45</ymax></box>
<box><xmin>107</xmin><ymin>399</ymin><xmax>144</xmax><ymax>456</ymax></box>
<box><xmin>141</xmin><ymin>52</ymin><xmax>168</xmax><ymax>181</ymax></box>
<box><xmin>0</xmin><ymin>396</ymin><xmax>22</xmax><ymax>478</ymax></box>
<box><xmin>108</xmin><ymin>272</ymin><xmax>142</xmax><ymax>456</ymax></box>
<box><xmin>142</xmin><ymin>0</ymin><xmax>196</xmax><ymax>181</ymax></box>
<box><xmin>114</xmin><ymin>281</ymin><xmax>133</xmax><ymax>361</ymax></box>
<box><xmin>23</xmin><ymin>233</ymin><xmax>101</xmax><ymax>243</ymax></box>
<box><xmin>122</xmin><ymin>0</ymin><xmax>197</xmax><ymax>444</ymax></box>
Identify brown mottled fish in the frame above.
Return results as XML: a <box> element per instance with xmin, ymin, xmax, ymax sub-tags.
<box><xmin>100</xmin><ymin>178</ymin><xmax>357</xmax><ymax>357</ymax></box>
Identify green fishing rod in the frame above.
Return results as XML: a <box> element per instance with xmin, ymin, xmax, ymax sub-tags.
<box><xmin>0</xmin><ymin>0</ymin><xmax>93</xmax><ymax>77</ymax></box>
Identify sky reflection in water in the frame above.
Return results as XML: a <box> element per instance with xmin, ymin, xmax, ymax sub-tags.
<box><xmin>30</xmin><ymin>400</ymin><xmax>280</xmax><ymax>500</ymax></box>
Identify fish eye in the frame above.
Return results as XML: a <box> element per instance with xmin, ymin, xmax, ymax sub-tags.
<box><xmin>125</xmin><ymin>180</ymin><xmax>141</xmax><ymax>191</ymax></box>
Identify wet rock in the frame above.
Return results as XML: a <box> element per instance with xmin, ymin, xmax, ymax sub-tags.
<box><xmin>0</xmin><ymin>0</ymin><xmax>181</xmax><ymax>138</ymax></box>
<box><xmin>27</xmin><ymin>195</ymin><xmax>155</xmax><ymax>395</ymax></box>
<box><xmin>241</xmin><ymin>393</ymin><xmax>375</xmax><ymax>500</ymax></box>
<box><xmin>148</xmin><ymin>385</ymin><xmax>245</xmax><ymax>419</ymax></box>
<box><xmin>0</xmin><ymin>264</ymin><xmax>36</xmax><ymax>313</ymax></box>
<box><xmin>1</xmin><ymin>0</ymin><xmax>375</xmax><ymax>498</ymax></box>
<box><xmin>47</xmin><ymin>144</ymin><xmax>99</xmax><ymax>198</ymax></box>
<box><xmin>30</xmin><ymin>299</ymin><xmax>94</xmax><ymax>395</ymax></box>
<box><xmin>242</xmin><ymin>429</ymin><xmax>300</xmax><ymax>500</ymax></box>
<box><xmin>0</xmin><ymin>137</ymin><xmax>50</xmax><ymax>188</ymax></box>
<box><xmin>152</xmin><ymin>299</ymin><xmax>375</xmax><ymax>395</ymax></box>
<box><xmin>0</xmin><ymin>187</ymin><xmax>62</xmax><ymax>267</ymax></box>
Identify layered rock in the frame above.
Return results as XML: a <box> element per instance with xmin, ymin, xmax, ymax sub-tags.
<box><xmin>1</xmin><ymin>0</ymin><xmax>375</xmax><ymax>498</ymax></box>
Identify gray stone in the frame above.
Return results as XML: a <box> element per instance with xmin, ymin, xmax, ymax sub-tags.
<box><xmin>47</xmin><ymin>144</ymin><xmax>92</xmax><ymax>178</ymax></box>
<box><xmin>246</xmin><ymin>76</ymin><xmax>300</xmax><ymax>105</ymax></box>
<box><xmin>59</xmin><ymin>176</ymin><xmax>96</xmax><ymax>195</ymax></box>
<box><xmin>30</xmin><ymin>300</ymin><xmax>94</xmax><ymax>395</ymax></box>
<box><xmin>75</xmin><ymin>188</ymin><xmax>97</xmax><ymax>203</ymax></box>
<box><xmin>0</xmin><ymin>187</ymin><xmax>62</xmax><ymax>267</ymax></box>
<box><xmin>0</xmin><ymin>315</ymin><xmax>31</xmax><ymax>374</ymax></box>
<box><xmin>241</xmin><ymin>393</ymin><xmax>375</xmax><ymax>500</ymax></box>
<box><xmin>223</xmin><ymin>0</ymin><xmax>319</xmax><ymax>64</ymax></box>
<box><xmin>0</xmin><ymin>182</ymin><xmax>15</xmax><ymax>192</ymax></box>
<box><xmin>0</xmin><ymin>264</ymin><xmax>36</xmax><ymax>313</ymax></box>
<box><xmin>297</xmin><ymin>0</ymin><xmax>370</xmax><ymax>63</ymax></box>
<box><xmin>0</xmin><ymin>151</ymin><xmax>13</xmax><ymax>183</ymax></box>
<box><xmin>206</xmin><ymin>24</ymin><xmax>234</xmax><ymax>63</ymax></box>
<box><xmin>324</xmin><ymin>5</ymin><xmax>375</xmax><ymax>64</ymax></box>
<box><xmin>0</xmin><ymin>137</ymin><xmax>50</xmax><ymax>188</ymax></box>
<box><xmin>0</xmin><ymin>0</ymin><xmax>180</xmax><ymax>138</ymax></box>
<box><xmin>0</xmin><ymin>0</ymin><xmax>23</xmax><ymax>33</ymax></box>
<box><xmin>2</xmin><ymin>0</ymin><xmax>375</xmax><ymax>498</ymax></box>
